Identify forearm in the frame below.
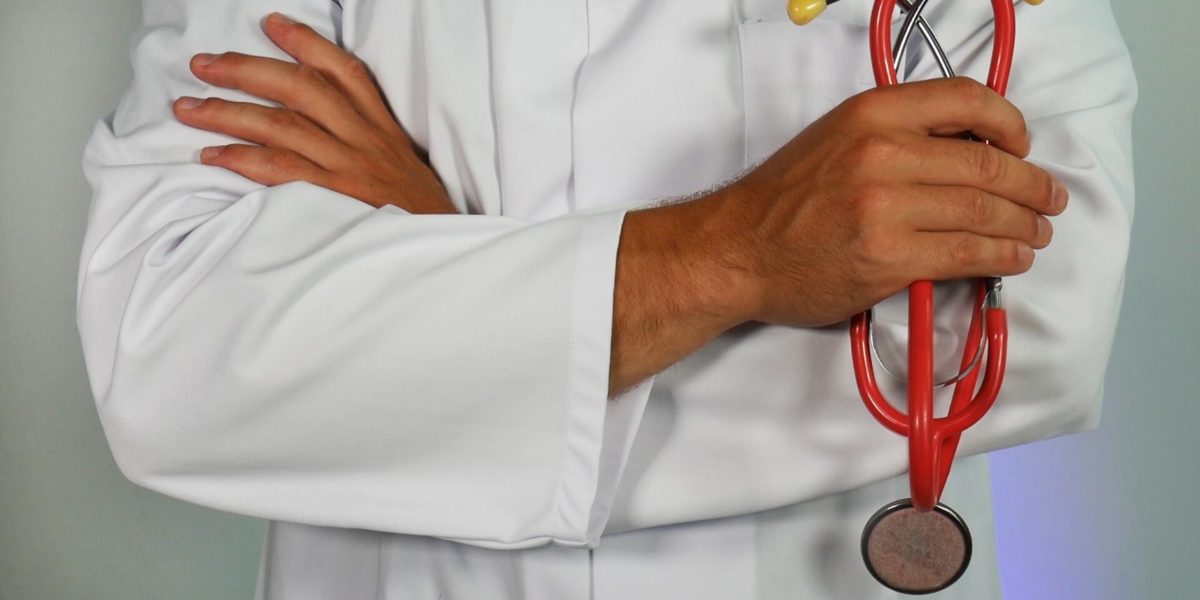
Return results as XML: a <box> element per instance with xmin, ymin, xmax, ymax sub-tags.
<box><xmin>82</xmin><ymin>0</ymin><xmax>639</xmax><ymax>545</ymax></box>
<box><xmin>609</xmin><ymin>191</ymin><xmax>754</xmax><ymax>395</ymax></box>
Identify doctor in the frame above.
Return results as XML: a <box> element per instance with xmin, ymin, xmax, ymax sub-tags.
<box><xmin>79</xmin><ymin>0</ymin><xmax>1135</xmax><ymax>598</ymax></box>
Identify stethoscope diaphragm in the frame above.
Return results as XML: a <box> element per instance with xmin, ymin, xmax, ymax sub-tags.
<box><xmin>861</xmin><ymin>499</ymin><xmax>972</xmax><ymax>595</ymax></box>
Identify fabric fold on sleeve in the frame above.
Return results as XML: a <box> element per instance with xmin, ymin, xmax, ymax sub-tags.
<box><xmin>77</xmin><ymin>0</ymin><xmax>653</xmax><ymax>549</ymax></box>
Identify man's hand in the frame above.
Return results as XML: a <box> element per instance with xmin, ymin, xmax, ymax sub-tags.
<box><xmin>610</xmin><ymin>78</ymin><xmax>1067</xmax><ymax>392</ymax></box>
<box><xmin>709</xmin><ymin>77</ymin><xmax>1066</xmax><ymax>328</ymax></box>
<box><xmin>172</xmin><ymin>12</ymin><xmax>456</xmax><ymax>215</ymax></box>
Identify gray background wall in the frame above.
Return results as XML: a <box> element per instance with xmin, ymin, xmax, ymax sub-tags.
<box><xmin>0</xmin><ymin>1</ymin><xmax>1193</xmax><ymax>598</ymax></box>
<box><xmin>988</xmin><ymin>3</ymin><xmax>1200</xmax><ymax>599</ymax></box>
<box><xmin>0</xmin><ymin>2</ymin><xmax>265</xmax><ymax>598</ymax></box>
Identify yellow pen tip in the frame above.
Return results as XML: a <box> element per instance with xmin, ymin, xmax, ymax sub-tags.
<box><xmin>1025</xmin><ymin>0</ymin><xmax>1044</xmax><ymax>4</ymax></box>
<box><xmin>788</xmin><ymin>0</ymin><xmax>828</xmax><ymax>25</ymax></box>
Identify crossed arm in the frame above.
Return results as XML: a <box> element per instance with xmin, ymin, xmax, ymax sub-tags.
<box><xmin>79</xmin><ymin>0</ymin><xmax>1132</xmax><ymax>545</ymax></box>
<box><xmin>175</xmin><ymin>13</ymin><xmax>1063</xmax><ymax>395</ymax></box>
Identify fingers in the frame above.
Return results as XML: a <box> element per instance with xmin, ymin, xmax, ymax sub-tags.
<box><xmin>260</xmin><ymin>13</ymin><xmax>402</xmax><ymax>135</ymax></box>
<box><xmin>908</xmin><ymin>135</ymin><xmax>1068</xmax><ymax>216</ymax></box>
<box><xmin>851</xmin><ymin>183</ymin><xmax>1049</xmax><ymax>284</ymax></box>
<box><xmin>912</xmin><ymin>232</ymin><xmax>1035</xmax><ymax>281</ymax></box>
<box><xmin>188</xmin><ymin>50</ymin><xmax>373</xmax><ymax>143</ymax></box>
<box><xmin>862</xmin><ymin>77</ymin><xmax>1030</xmax><ymax>157</ymax></box>
<box><xmin>897</xmin><ymin>185</ymin><xmax>1053</xmax><ymax>249</ymax></box>
<box><xmin>173</xmin><ymin>96</ymin><xmax>349</xmax><ymax>170</ymax></box>
<box><xmin>199</xmin><ymin>144</ymin><xmax>332</xmax><ymax>188</ymax></box>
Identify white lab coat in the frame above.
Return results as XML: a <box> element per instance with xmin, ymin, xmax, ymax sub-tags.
<box><xmin>78</xmin><ymin>0</ymin><xmax>1136</xmax><ymax>597</ymax></box>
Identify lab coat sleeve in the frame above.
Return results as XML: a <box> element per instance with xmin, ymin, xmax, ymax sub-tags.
<box><xmin>912</xmin><ymin>0</ymin><xmax>1137</xmax><ymax>450</ymax></box>
<box><xmin>77</xmin><ymin>0</ymin><xmax>645</xmax><ymax>549</ymax></box>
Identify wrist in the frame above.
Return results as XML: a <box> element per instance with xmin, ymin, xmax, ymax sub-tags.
<box><xmin>608</xmin><ymin>188</ymin><xmax>761</xmax><ymax>393</ymax></box>
<box><xmin>623</xmin><ymin>190</ymin><xmax>760</xmax><ymax>332</ymax></box>
<box><xmin>690</xmin><ymin>184</ymin><xmax>766</xmax><ymax>326</ymax></box>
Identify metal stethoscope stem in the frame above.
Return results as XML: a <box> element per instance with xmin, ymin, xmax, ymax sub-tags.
<box><xmin>894</xmin><ymin>0</ymin><xmax>955</xmax><ymax>78</ymax></box>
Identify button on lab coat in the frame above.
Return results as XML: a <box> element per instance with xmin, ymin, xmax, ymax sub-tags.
<box><xmin>78</xmin><ymin>0</ymin><xmax>1136</xmax><ymax>597</ymax></box>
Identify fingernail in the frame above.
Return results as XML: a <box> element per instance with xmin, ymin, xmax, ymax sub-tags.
<box><xmin>200</xmin><ymin>146</ymin><xmax>224</xmax><ymax>161</ymax></box>
<box><xmin>176</xmin><ymin>96</ymin><xmax>203</xmax><ymax>110</ymax></box>
<box><xmin>1051</xmin><ymin>177</ymin><xmax>1069</xmax><ymax>212</ymax></box>
<box><xmin>1018</xmin><ymin>244</ymin><xmax>1035</xmax><ymax>265</ymax></box>
<box><xmin>194</xmin><ymin>53</ymin><xmax>219</xmax><ymax>67</ymax></box>
<box><xmin>1036</xmin><ymin>217</ymin><xmax>1052</xmax><ymax>246</ymax></box>
<box><xmin>268</xmin><ymin>12</ymin><xmax>295</xmax><ymax>26</ymax></box>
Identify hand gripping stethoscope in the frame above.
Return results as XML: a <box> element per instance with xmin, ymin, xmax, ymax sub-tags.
<box><xmin>790</xmin><ymin>0</ymin><xmax>1040</xmax><ymax>594</ymax></box>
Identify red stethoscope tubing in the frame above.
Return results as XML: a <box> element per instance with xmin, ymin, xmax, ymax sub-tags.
<box><xmin>853</xmin><ymin>0</ymin><xmax>1015</xmax><ymax>513</ymax></box>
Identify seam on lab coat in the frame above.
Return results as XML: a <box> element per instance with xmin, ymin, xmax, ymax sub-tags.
<box><xmin>735</xmin><ymin>23</ymin><xmax>750</xmax><ymax>170</ymax></box>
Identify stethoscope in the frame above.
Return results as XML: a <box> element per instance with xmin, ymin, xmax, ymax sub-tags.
<box><xmin>790</xmin><ymin>0</ymin><xmax>1039</xmax><ymax>594</ymax></box>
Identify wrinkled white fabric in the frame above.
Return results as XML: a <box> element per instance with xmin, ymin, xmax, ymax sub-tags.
<box><xmin>79</xmin><ymin>0</ymin><xmax>1136</xmax><ymax>597</ymax></box>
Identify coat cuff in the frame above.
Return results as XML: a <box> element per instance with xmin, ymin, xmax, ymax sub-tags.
<box><xmin>548</xmin><ymin>210</ymin><xmax>653</xmax><ymax>546</ymax></box>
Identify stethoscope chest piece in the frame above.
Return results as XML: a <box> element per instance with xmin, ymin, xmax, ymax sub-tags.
<box><xmin>862</xmin><ymin>499</ymin><xmax>972</xmax><ymax>595</ymax></box>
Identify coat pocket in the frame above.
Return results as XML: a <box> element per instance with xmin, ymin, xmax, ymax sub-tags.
<box><xmin>738</xmin><ymin>18</ymin><xmax>875</xmax><ymax>168</ymax></box>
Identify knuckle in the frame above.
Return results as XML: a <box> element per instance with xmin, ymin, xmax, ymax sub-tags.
<box><xmin>264</xmin><ymin>108</ymin><xmax>299</xmax><ymax>129</ymax></box>
<box><xmin>964</xmin><ymin>193</ymin><xmax>993</xmax><ymax>228</ymax></box>
<box><xmin>841</xmin><ymin>89</ymin><xmax>882</xmax><ymax>121</ymax></box>
<box><xmin>262</xmin><ymin>150</ymin><xmax>295</xmax><ymax>174</ymax></box>
<box><xmin>970</xmin><ymin>147</ymin><xmax>1005</xmax><ymax>184</ymax></box>
<box><xmin>218</xmin><ymin>143</ymin><xmax>241</xmax><ymax>157</ymax></box>
<box><xmin>951</xmin><ymin>235</ymin><xmax>980</xmax><ymax>268</ymax></box>
<box><xmin>214</xmin><ymin>144</ymin><xmax>245</xmax><ymax>163</ymax></box>
<box><xmin>288</xmin><ymin>19</ymin><xmax>315</xmax><ymax>35</ymax></box>
<box><xmin>949</xmin><ymin>76</ymin><xmax>987</xmax><ymax>108</ymax></box>
<box><xmin>342</xmin><ymin>56</ymin><xmax>374</xmax><ymax>84</ymax></box>
<box><xmin>293</xmin><ymin>63</ymin><xmax>330</xmax><ymax>91</ymax></box>
<box><xmin>847</xmin><ymin>133</ymin><xmax>897</xmax><ymax>171</ymax></box>
<box><xmin>194</xmin><ymin>97</ymin><xmax>221</xmax><ymax>114</ymax></box>
<box><xmin>217</xmin><ymin>52</ymin><xmax>246</xmax><ymax>68</ymax></box>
